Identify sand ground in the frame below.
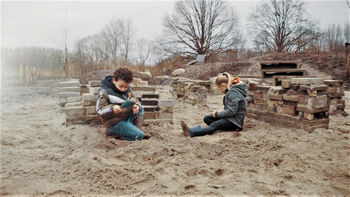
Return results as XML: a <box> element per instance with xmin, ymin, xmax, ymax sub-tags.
<box><xmin>1</xmin><ymin>80</ymin><xmax>349</xmax><ymax>195</ymax></box>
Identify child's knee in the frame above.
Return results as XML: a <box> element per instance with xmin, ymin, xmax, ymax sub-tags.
<box><xmin>135</xmin><ymin>131</ymin><xmax>144</xmax><ymax>140</ymax></box>
<box><xmin>203</xmin><ymin>115</ymin><xmax>212</xmax><ymax>125</ymax></box>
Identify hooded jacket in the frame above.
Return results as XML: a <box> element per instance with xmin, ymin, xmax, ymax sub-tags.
<box><xmin>96</xmin><ymin>76</ymin><xmax>133</xmax><ymax>128</ymax></box>
<box><xmin>216</xmin><ymin>82</ymin><xmax>248</xmax><ymax>129</ymax></box>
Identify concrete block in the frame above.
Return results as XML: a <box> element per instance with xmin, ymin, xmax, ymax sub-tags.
<box><xmin>324</xmin><ymin>80</ymin><xmax>343</xmax><ymax>87</ymax></box>
<box><xmin>304</xmin><ymin>112</ymin><xmax>314</xmax><ymax>121</ymax></box>
<box><xmin>89</xmin><ymin>80</ymin><xmax>101</xmax><ymax>87</ymax></box>
<box><xmin>308</xmin><ymin>85</ymin><xmax>328</xmax><ymax>92</ymax></box>
<box><xmin>256</xmin><ymin>86</ymin><xmax>271</xmax><ymax>91</ymax></box>
<box><xmin>307</xmin><ymin>90</ymin><xmax>317</xmax><ymax>97</ymax></box>
<box><xmin>192</xmin><ymin>80</ymin><xmax>211</xmax><ymax>86</ymax></box>
<box><xmin>270</xmin><ymin>94</ymin><xmax>283</xmax><ymax>100</ymax></box>
<box><xmin>66</xmin><ymin>115</ymin><xmax>87</xmax><ymax>124</ymax></box>
<box><xmin>302</xmin><ymin>119</ymin><xmax>329</xmax><ymax>131</ymax></box>
<box><xmin>330</xmin><ymin>99</ymin><xmax>345</xmax><ymax>110</ymax></box>
<box><xmin>283</xmin><ymin>95</ymin><xmax>299</xmax><ymax>102</ymax></box>
<box><xmin>291</xmin><ymin>84</ymin><xmax>299</xmax><ymax>90</ymax></box>
<box><xmin>58</xmin><ymin>87</ymin><xmax>81</xmax><ymax>92</ymax></box>
<box><xmin>329</xmin><ymin>105</ymin><xmax>337</xmax><ymax>114</ymax></box>
<box><xmin>255</xmin><ymin>103</ymin><xmax>267</xmax><ymax>111</ymax></box>
<box><xmin>248</xmin><ymin>82</ymin><xmax>257</xmax><ymax>91</ymax></box>
<box><xmin>143</xmin><ymin>105</ymin><xmax>160</xmax><ymax>112</ymax></box>
<box><xmin>248</xmin><ymin>103</ymin><xmax>255</xmax><ymax>108</ymax></box>
<box><xmin>138</xmin><ymin>81</ymin><xmax>149</xmax><ymax>86</ymax></box>
<box><xmin>89</xmin><ymin>87</ymin><xmax>100</xmax><ymax>95</ymax></box>
<box><xmin>327</xmin><ymin>87</ymin><xmax>344</xmax><ymax>98</ymax></box>
<box><xmin>59</xmin><ymin>97</ymin><xmax>67</xmax><ymax>106</ymax></box>
<box><xmin>81</xmin><ymin>100</ymin><xmax>97</xmax><ymax>107</ymax></box>
<box><xmin>298</xmin><ymin>96</ymin><xmax>308</xmax><ymax>105</ymax></box>
<box><xmin>327</xmin><ymin>87</ymin><xmax>337</xmax><ymax>94</ymax></box>
<box><xmin>133</xmin><ymin>91</ymin><xmax>154</xmax><ymax>99</ymax></box>
<box><xmin>142</xmin><ymin>94</ymin><xmax>159</xmax><ymax>99</ymax></box>
<box><xmin>307</xmin><ymin>95</ymin><xmax>328</xmax><ymax>109</ymax></box>
<box><xmin>159</xmin><ymin>106</ymin><xmax>174</xmax><ymax>113</ymax></box>
<box><xmin>267</xmin><ymin>105</ymin><xmax>277</xmax><ymax>113</ymax></box>
<box><xmin>336</xmin><ymin>99</ymin><xmax>345</xmax><ymax>109</ymax></box>
<box><xmin>131</xmin><ymin>86</ymin><xmax>156</xmax><ymax>92</ymax></box>
<box><xmin>141</xmin><ymin>98</ymin><xmax>158</xmax><ymax>106</ymax></box>
<box><xmin>81</xmin><ymin>84</ymin><xmax>89</xmax><ymax>94</ymax></box>
<box><xmin>291</xmin><ymin>78</ymin><xmax>323</xmax><ymax>85</ymax></box>
<box><xmin>144</xmin><ymin>112</ymin><xmax>158</xmax><ymax>120</ymax></box>
<box><xmin>247</xmin><ymin>94</ymin><xmax>255</xmax><ymax>104</ymax></box>
<box><xmin>283</xmin><ymin>100</ymin><xmax>297</xmax><ymax>107</ymax></box>
<box><xmin>86</xmin><ymin>106</ymin><xmax>97</xmax><ymax>115</ymax></box>
<box><xmin>158</xmin><ymin>99</ymin><xmax>175</xmax><ymax>107</ymax></box>
<box><xmin>65</xmin><ymin>102</ymin><xmax>81</xmax><ymax>108</ymax></box>
<box><xmin>267</xmin><ymin>99</ymin><xmax>283</xmax><ymax>106</ymax></box>
<box><xmin>254</xmin><ymin>90</ymin><xmax>267</xmax><ymax>99</ymax></box>
<box><xmin>300</xmin><ymin>84</ymin><xmax>328</xmax><ymax>92</ymax></box>
<box><xmin>270</xmin><ymin>87</ymin><xmax>288</xmax><ymax>95</ymax></box>
<box><xmin>65</xmin><ymin>106</ymin><xmax>86</xmax><ymax>117</ymax></box>
<box><xmin>282</xmin><ymin>80</ymin><xmax>291</xmax><ymax>89</ymax></box>
<box><xmin>58</xmin><ymin>80</ymin><xmax>80</xmax><ymax>88</ymax></box>
<box><xmin>255</xmin><ymin>99</ymin><xmax>266</xmax><ymax>104</ymax></box>
<box><xmin>279</xmin><ymin>105</ymin><xmax>296</xmax><ymax>116</ymax></box>
<box><xmin>286</xmin><ymin>89</ymin><xmax>296</xmax><ymax>95</ymax></box>
<box><xmin>316</xmin><ymin>90</ymin><xmax>328</xmax><ymax>96</ymax></box>
<box><xmin>296</xmin><ymin>104</ymin><xmax>329</xmax><ymax>113</ymax></box>
<box><xmin>58</xmin><ymin>92</ymin><xmax>80</xmax><ymax>98</ymax></box>
<box><xmin>82</xmin><ymin>93</ymin><xmax>98</xmax><ymax>101</ymax></box>
<box><xmin>85</xmin><ymin>115</ymin><xmax>102</xmax><ymax>124</ymax></box>
<box><xmin>67</xmin><ymin>96</ymin><xmax>82</xmax><ymax>103</ymax></box>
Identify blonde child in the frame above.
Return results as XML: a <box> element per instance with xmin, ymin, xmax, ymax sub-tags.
<box><xmin>181</xmin><ymin>72</ymin><xmax>247</xmax><ymax>137</ymax></box>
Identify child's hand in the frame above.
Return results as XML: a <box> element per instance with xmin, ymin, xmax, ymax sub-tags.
<box><xmin>113</xmin><ymin>105</ymin><xmax>121</xmax><ymax>114</ymax></box>
<box><xmin>133</xmin><ymin>104</ymin><xmax>140</xmax><ymax>114</ymax></box>
<box><xmin>211</xmin><ymin>111</ymin><xmax>216</xmax><ymax>118</ymax></box>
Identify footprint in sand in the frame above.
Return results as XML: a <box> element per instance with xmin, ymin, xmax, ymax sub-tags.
<box><xmin>214</xmin><ymin>168</ymin><xmax>224</xmax><ymax>176</ymax></box>
<box><xmin>186</xmin><ymin>168</ymin><xmax>198</xmax><ymax>177</ymax></box>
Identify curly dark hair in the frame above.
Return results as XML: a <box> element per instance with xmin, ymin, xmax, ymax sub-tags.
<box><xmin>113</xmin><ymin>68</ymin><xmax>133</xmax><ymax>83</ymax></box>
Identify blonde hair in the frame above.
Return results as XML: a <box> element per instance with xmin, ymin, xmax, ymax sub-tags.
<box><xmin>215</xmin><ymin>72</ymin><xmax>240</xmax><ymax>89</ymax></box>
<box><xmin>215</xmin><ymin>75</ymin><xmax>228</xmax><ymax>87</ymax></box>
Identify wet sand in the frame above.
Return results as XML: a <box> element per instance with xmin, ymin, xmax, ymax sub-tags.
<box><xmin>1</xmin><ymin>80</ymin><xmax>349</xmax><ymax>195</ymax></box>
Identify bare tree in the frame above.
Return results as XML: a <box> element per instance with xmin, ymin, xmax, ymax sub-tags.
<box><xmin>322</xmin><ymin>23</ymin><xmax>348</xmax><ymax>55</ymax></box>
<box><xmin>121</xmin><ymin>18</ymin><xmax>135</xmax><ymax>61</ymax></box>
<box><xmin>51</xmin><ymin>7</ymin><xmax>69</xmax><ymax>76</ymax></box>
<box><xmin>344</xmin><ymin>23</ymin><xmax>350</xmax><ymax>43</ymax></box>
<box><xmin>249</xmin><ymin>0</ymin><xmax>321</xmax><ymax>53</ymax></box>
<box><xmin>135</xmin><ymin>39</ymin><xmax>151</xmax><ymax>66</ymax></box>
<box><xmin>101</xmin><ymin>18</ymin><xmax>124</xmax><ymax>66</ymax></box>
<box><xmin>160</xmin><ymin>0</ymin><xmax>242</xmax><ymax>57</ymax></box>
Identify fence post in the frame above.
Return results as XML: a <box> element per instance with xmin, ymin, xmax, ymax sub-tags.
<box><xmin>346</xmin><ymin>42</ymin><xmax>350</xmax><ymax>77</ymax></box>
<box><xmin>18</xmin><ymin>64</ymin><xmax>24</xmax><ymax>85</ymax></box>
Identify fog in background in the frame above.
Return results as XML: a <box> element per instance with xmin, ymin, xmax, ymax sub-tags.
<box><xmin>2</xmin><ymin>0</ymin><xmax>348</xmax><ymax>49</ymax></box>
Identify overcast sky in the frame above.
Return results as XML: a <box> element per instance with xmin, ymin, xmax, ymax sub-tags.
<box><xmin>1</xmin><ymin>0</ymin><xmax>349</xmax><ymax>49</ymax></box>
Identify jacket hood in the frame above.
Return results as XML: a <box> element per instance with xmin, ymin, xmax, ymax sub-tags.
<box><xmin>100</xmin><ymin>76</ymin><xmax>130</xmax><ymax>97</ymax></box>
<box><xmin>229</xmin><ymin>82</ymin><xmax>247</xmax><ymax>97</ymax></box>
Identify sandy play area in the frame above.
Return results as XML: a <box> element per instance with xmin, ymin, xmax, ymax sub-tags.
<box><xmin>1</xmin><ymin>79</ymin><xmax>349</xmax><ymax>195</ymax></box>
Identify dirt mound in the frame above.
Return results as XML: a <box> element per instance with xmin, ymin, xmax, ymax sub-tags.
<box><xmin>184</xmin><ymin>61</ymin><xmax>253</xmax><ymax>80</ymax></box>
<box><xmin>1</xmin><ymin>80</ymin><xmax>349</xmax><ymax>195</ymax></box>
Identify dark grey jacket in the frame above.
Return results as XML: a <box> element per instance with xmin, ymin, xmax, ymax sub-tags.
<box><xmin>216</xmin><ymin>82</ymin><xmax>247</xmax><ymax>128</ymax></box>
<box><xmin>96</xmin><ymin>76</ymin><xmax>132</xmax><ymax>128</ymax></box>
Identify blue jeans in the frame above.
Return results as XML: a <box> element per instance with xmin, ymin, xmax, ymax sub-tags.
<box><xmin>109</xmin><ymin>118</ymin><xmax>144</xmax><ymax>141</ymax></box>
<box><xmin>192</xmin><ymin>114</ymin><xmax>239</xmax><ymax>137</ymax></box>
<box><xmin>109</xmin><ymin>105</ymin><xmax>145</xmax><ymax>141</ymax></box>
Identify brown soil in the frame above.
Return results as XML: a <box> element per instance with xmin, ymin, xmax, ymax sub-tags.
<box><xmin>1</xmin><ymin>80</ymin><xmax>349</xmax><ymax>195</ymax></box>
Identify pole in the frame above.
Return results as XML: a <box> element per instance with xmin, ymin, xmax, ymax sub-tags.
<box><xmin>346</xmin><ymin>42</ymin><xmax>350</xmax><ymax>77</ymax></box>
